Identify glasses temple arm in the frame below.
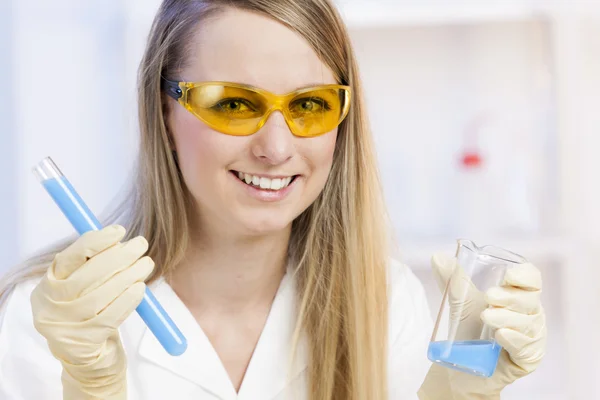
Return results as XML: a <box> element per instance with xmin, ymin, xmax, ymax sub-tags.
<box><xmin>161</xmin><ymin>77</ymin><xmax>183</xmax><ymax>100</ymax></box>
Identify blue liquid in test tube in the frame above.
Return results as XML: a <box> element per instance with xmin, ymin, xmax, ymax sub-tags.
<box><xmin>33</xmin><ymin>157</ymin><xmax>187</xmax><ymax>356</ymax></box>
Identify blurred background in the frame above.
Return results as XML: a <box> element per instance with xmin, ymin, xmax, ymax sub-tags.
<box><xmin>1</xmin><ymin>0</ymin><xmax>599</xmax><ymax>398</ymax></box>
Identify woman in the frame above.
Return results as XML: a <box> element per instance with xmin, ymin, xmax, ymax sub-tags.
<box><xmin>0</xmin><ymin>0</ymin><xmax>546</xmax><ymax>399</ymax></box>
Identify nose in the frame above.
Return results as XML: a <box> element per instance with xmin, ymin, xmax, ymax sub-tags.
<box><xmin>251</xmin><ymin>111</ymin><xmax>294</xmax><ymax>165</ymax></box>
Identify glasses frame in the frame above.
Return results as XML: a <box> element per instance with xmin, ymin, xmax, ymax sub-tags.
<box><xmin>161</xmin><ymin>77</ymin><xmax>352</xmax><ymax>137</ymax></box>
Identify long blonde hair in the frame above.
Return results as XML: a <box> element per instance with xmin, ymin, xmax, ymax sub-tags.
<box><xmin>0</xmin><ymin>1</ymin><xmax>391</xmax><ymax>398</ymax></box>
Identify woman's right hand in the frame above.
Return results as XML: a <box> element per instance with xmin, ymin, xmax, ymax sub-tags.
<box><xmin>30</xmin><ymin>225</ymin><xmax>155</xmax><ymax>399</ymax></box>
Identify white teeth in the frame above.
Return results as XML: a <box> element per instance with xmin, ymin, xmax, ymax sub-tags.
<box><xmin>235</xmin><ymin>171</ymin><xmax>294</xmax><ymax>191</ymax></box>
<box><xmin>270</xmin><ymin>178</ymin><xmax>282</xmax><ymax>190</ymax></box>
<box><xmin>259</xmin><ymin>177</ymin><xmax>270</xmax><ymax>189</ymax></box>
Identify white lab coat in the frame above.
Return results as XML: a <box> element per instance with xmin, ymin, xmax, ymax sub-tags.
<box><xmin>0</xmin><ymin>259</ymin><xmax>433</xmax><ymax>399</ymax></box>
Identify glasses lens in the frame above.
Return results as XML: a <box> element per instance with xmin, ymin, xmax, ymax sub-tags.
<box><xmin>186</xmin><ymin>84</ymin><xmax>268</xmax><ymax>135</ymax></box>
<box><xmin>183</xmin><ymin>83</ymin><xmax>351</xmax><ymax>137</ymax></box>
<box><xmin>287</xmin><ymin>87</ymin><xmax>349</xmax><ymax>137</ymax></box>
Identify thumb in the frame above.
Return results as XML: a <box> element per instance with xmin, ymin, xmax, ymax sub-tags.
<box><xmin>432</xmin><ymin>252</ymin><xmax>487</xmax><ymax>340</ymax></box>
<box><xmin>431</xmin><ymin>252</ymin><xmax>482</xmax><ymax>301</ymax></box>
<box><xmin>52</xmin><ymin>225</ymin><xmax>126</xmax><ymax>280</ymax></box>
<box><xmin>431</xmin><ymin>253</ymin><xmax>457</xmax><ymax>292</ymax></box>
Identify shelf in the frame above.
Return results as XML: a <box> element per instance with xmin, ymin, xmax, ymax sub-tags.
<box><xmin>396</xmin><ymin>235</ymin><xmax>573</xmax><ymax>269</ymax></box>
<box><xmin>337</xmin><ymin>2</ymin><xmax>552</xmax><ymax>28</ymax></box>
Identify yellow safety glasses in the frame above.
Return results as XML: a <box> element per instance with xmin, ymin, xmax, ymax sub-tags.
<box><xmin>162</xmin><ymin>78</ymin><xmax>352</xmax><ymax>137</ymax></box>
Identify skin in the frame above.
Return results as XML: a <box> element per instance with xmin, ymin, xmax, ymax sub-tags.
<box><xmin>165</xmin><ymin>8</ymin><xmax>339</xmax><ymax>391</ymax></box>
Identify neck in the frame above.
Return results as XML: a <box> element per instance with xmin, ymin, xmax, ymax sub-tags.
<box><xmin>169</xmin><ymin>223</ymin><xmax>291</xmax><ymax>314</ymax></box>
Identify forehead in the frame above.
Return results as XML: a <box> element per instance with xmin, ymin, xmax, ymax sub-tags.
<box><xmin>181</xmin><ymin>8</ymin><xmax>337</xmax><ymax>93</ymax></box>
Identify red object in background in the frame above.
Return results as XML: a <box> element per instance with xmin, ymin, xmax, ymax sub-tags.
<box><xmin>461</xmin><ymin>151</ymin><xmax>483</xmax><ymax>168</ymax></box>
<box><xmin>459</xmin><ymin>112</ymin><xmax>487</xmax><ymax>169</ymax></box>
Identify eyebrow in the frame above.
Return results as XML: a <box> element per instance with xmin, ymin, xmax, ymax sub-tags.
<box><xmin>295</xmin><ymin>82</ymin><xmax>334</xmax><ymax>88</ymax></box>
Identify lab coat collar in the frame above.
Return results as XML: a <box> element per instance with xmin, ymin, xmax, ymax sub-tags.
<box><xmin>137</xmin><ymin>267</ymin><xmax>308</xmax><ymax>400</ymax></box>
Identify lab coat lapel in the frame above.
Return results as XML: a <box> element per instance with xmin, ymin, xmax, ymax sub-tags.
<box><xmin>236</xmin><ymin>268</ymin><xmax>308</xmax><ymax>400</ymax></box>
<box><xmin>137</xmin><ymin>278</ymin><xmax>237</xmax><ymax>400</ymax></box>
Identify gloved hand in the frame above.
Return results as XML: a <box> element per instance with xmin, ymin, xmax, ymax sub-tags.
<box><xmin>418</xmin><ymin>253</ymin><xmax>547</xmax><ymax>400</ymax></box>
<box><xmin>30</xmin><ymin>225</ymin><xmax>154</xmax><ymax>400</ymax></box>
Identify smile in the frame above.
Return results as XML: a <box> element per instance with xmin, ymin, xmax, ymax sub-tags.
<box><xmin>232</xmin><ymin>171</ymin><xmax>298</xmax><ymax>191</ymax></box>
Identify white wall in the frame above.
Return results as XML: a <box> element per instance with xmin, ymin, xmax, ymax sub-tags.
<box><xmin>550</xmin><ymin>12</ymin><xmax>600</xmax><ymax>399</ymax></box>
<box><xmin>0</xmin><ymin>0</ymin><xmax>18</xmax><ymax>269</ymax></box>
<box><xmin>8</xmin><ymin>0</ymin><xmax>139</xmax><ymax>263</ymax></box>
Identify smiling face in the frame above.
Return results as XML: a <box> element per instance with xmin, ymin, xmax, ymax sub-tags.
<box><xmin>165</xmin><ymin>8</ymin><xmax>339</xmax><ymax>237</ymax></box>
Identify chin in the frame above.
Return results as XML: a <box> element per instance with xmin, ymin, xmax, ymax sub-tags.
<box><xmin>237</xmin><ymin>214</ymin><xmax>294</xmax><ymax>237</ymax></box>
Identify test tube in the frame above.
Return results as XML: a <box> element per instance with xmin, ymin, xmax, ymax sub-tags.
<box><xmin>33</xmin><ymin>156</ymin><xmax>187</xmax><ymax>356</ymax></box>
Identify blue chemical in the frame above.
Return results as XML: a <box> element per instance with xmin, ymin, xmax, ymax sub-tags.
<box><xmin>427</xmin><ymin>340</ymin><xmax>502</xmax><ymax>377</ymax></box>
<box><xmin>41</xmin><ymin>176</ymin><xmax>187</xmax><ymax>356</ymax></box>
<box><xmin>42</xmin><ymin>177</ymin><xmax>102</xmax><ymax>235</ymax></box>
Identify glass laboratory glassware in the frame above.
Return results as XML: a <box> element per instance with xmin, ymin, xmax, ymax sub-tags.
<box><xmin>427</xmin><ymin>239</ymin><xmax>526</xmax><ymax>377</ymax></box>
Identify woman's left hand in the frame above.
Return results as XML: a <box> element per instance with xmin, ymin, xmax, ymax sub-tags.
<box><xmin>418</xmin><ymin>253</ymin><xmax>547</xmax><ymax>399</ymax></box>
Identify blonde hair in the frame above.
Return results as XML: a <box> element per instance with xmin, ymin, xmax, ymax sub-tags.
<box><xmin>0</xmin><ymin>1</ymin><xmax>391</xmax><ymax>398</ymax></box>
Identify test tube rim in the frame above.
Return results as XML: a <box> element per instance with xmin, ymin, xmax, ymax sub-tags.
<box><xmin>32</xmin><ymin>157</ymin><xmax>64</xmax><ymax>182</ymax></box>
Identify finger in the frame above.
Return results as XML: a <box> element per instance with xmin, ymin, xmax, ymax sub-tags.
<box><xmin>496</xmin><ymin>329</ymin><xmax>533</xmax><ymax>360</ymax></box>
<box><xmin>432</xmin><ymin>253</ymin><xmax>488</xmax><ymax>340</ymax></box>
<box><xmin>69</xmin><ymin>256</ymin><xmax>154</xmax><ymax>319</ymax></box>
<box><xmin>95</xmin><ymin>281</ymin><xmax>147</xmax><ymax>330</ymax></box>
<box><xmin>447</xmin><ymin>262</ymin><xmax>482</xmax><ymax>302</ymax></box>
<box><xmin>485</xmin><ymin>286</ymin><xmax>541</xmax><ymax>314</ymax></box>
<box><xmin>431</xmin><ymin>253</ymin><xmax>457</xmax><ymax>291</ymax></box>
<box><xmin>59</xmin><ymin>331</ymin><xmax>126</xmax><ymax>375</ymax></box>
<box><xmin>482</xmin><ymin>307</ymin><xmax>545</xmax><ymax>338</ymax></box>
<box><xmin>432</xmin><ymin>253</ymin><xmax>482</xmax><ymax>302</ymax></box>
<box><xmin>70</xmin><ymin>236</ymin><xmax>150</xmax><ymax>297</ymax></box>
<box><xmin>502</xmin><ymin>263</ymin><xmax>542</xmax><ymax>291</ymax></box>
<box><xmin>495</xmin><ymin>328</ymin><xmax>546</xmax><ymax>373</ymax></box>
<box><xmin>52</xmin><ymin>225</ymin><xmax>126</xmax><ymax>280</ymax></box>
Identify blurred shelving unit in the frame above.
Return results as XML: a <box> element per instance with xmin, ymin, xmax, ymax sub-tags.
<box><xmin>339</xmin><ymin>1</ymin><xmax>551</xmax><ymax>28</ymax></box>
<box><xmin>333</xmin><ymin>1</ymin><xmax>600</xmax><ymax>399</ymax></box>
<box><xmin>398</xmin><ymin>235</ymin><xmax>572</xmax><ymax>268</ymax></box>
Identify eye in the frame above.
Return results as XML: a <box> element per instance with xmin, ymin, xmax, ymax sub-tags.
<box><xmin>212</xmin><ymin>98</ymin><xmax>257</xmax><ymax>113</ymax></box>
<box><xmin>290</xmin><ymin>97</ymin><xmax>331</xmax><ymax>113</ymax></box>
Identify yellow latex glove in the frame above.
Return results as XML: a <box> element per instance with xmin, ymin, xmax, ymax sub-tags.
<box><xmin>418</xmin><ymin>253</ymin><xmax>547</xmax><ymax>400</ymax></box>
<box><xmin>30</xmin><ymin>225</ymin><xmax>154</xmax><ymax>400</ymax></box>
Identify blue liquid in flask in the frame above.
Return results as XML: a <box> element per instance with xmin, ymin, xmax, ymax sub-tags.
<box><xmin>427</xmin><ymin>340</ymin><xmax>502</xmax><ymax>377</ymax></box>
